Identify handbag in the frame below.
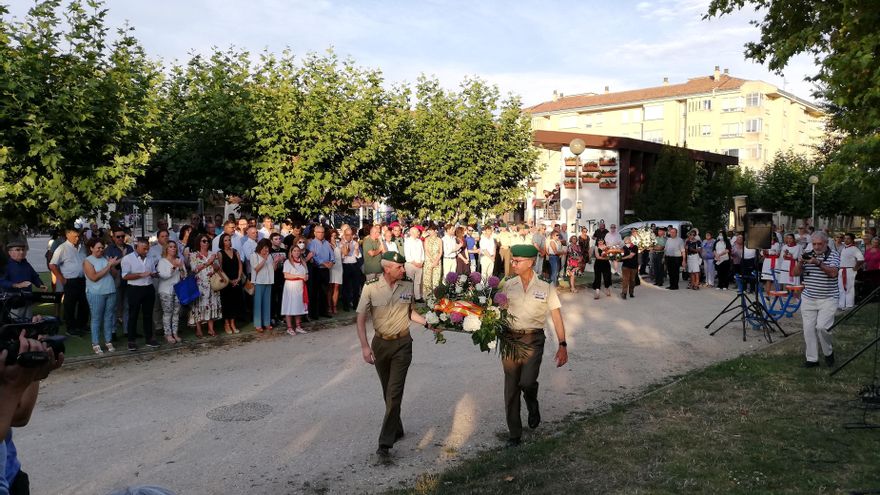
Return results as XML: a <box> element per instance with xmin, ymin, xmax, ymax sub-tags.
<box><xmin>210</xmin><ymin>271</ymin><xmax>229</xmax><ymax>292</ymax></box>
<box><xmin>174</xmin><ymin>275</ymin><xmax>200</xmax><ymax>305</ymax></box>
<box><xmin>243</xmin><ymin>280</ymin><xmax>255</xmax><ymax>296</ymax></box>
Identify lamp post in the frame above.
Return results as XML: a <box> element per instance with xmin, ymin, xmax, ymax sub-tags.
<box><xmin>809</xmin><ymin>175</ymin><xmax>819</xmax><ymax>229</ymax></box>
<box><xmin>569</xmin><ymin>138</ymin><xmax>586</xmax><ymax>229</ymax></box>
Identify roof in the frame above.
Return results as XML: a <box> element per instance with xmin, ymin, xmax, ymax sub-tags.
<box><xmin>526</xmin><ymin>75</ymin><xmax>748</xmax><ymax>114</ymax></box>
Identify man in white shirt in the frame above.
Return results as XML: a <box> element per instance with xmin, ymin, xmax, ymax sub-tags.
<box><xmin>235</xmin><ymin>217</ymin><xmax>248</xmax><ymax>248</ymax></box>
<box><xmin>121</xmin><ymin>238</ymin><xmax>159</xmax><ymax>351</ymax></box>
<box><xmin>441</xmin><ymin>223</ymin><xmax>458</xmax><ymax>277</ymax></box>
<box><xmin>479</xmin><ymin>226</ymin><xmax>496</xmax><ymax>279</ymax></box>
<box><xmin>838</xmin><ymin>233</ymin><xmax>865</xmax><ymax>310</ymax></box>
<box><xmin>239</xmin><ymin>227</ymin><xmax>258</xmax><ymax>267</ymax></box>
<box><xmin>403</xmin><ymin>227</ymin><xmax>426</xmax><ymax>301</ymax></box>
<box><xmin>48</xmin><ymin>228</ymin><xmax>88</xmax><ymax>336</ymax></box>
<box><xmin>258</xmin><ymin>216</ymin><xmax>274</xmax><ymax>240</ymax></box>
<box><xmin>212</xmin><ymin>220</ymin><xmax>237</xmax><ymax>253</ymax></box>
<box><xmin>663</xmin><ymin>228</ymin><xmax>686</xmax><ymax>290</ymax></box>
<box><xmin>604</xmin><ymin>224</ymin><xmax>623</xmax><ymax>275</ymax></box>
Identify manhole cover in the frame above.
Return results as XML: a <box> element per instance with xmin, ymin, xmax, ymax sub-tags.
<box><xmin>207</xmin><ymin>402</ymin><xmax>273</xmax><ymax>422</ymax></box>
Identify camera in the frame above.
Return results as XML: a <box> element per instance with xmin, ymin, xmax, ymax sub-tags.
<box><xmin>1</xmin><ymin>321</ymin><xmax>65</xmax><ymax>368</ymax></box>
<box><xmin>801</xmin><ymin>251</ymin><xmax>815</xmax><ymax>261</ymax></box>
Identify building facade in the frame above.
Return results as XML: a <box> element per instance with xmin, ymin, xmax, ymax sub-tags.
<box><xmin>526</xmin><ymin>67</ymin><xmax>826</xmax><ymax>170</ymax></box>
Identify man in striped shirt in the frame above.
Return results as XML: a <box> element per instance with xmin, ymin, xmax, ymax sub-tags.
<box><xmin>795</xmin><ymin>231</ymin><xmax>840</xmax><ymax>368</ymax></box>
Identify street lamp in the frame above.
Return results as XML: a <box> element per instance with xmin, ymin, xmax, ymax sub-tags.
<box><xmin>569</xmin><ymin>138</ymin><xmax>586</xmax><ymax>229</ymax></box>
<box><xmin>809</xmin><ymin>175</ymin><xmax>819</xmax><ymax>228</ymax></box>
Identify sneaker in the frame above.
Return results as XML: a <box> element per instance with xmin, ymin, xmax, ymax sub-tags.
<box><xmin>146</xmin><ymin>340</ymin><xmax>160</xmax><ymax>349</ymax></box>
<box><xmin>106</xmin><ymin>343</ymin><xmax>115</xmax><ymax>353</ymax></box>
<box><xmin>127</xmin><ymin>342</ymin><xmax>138</xmax><ymax>352</ymax></box>
<box><xmin>825</xmin><ymin>353</ymin><xmax>835</xmax><ymax>367</ymax></box>
<box><xmin>295</xmin><ymin>327</ymin><xmax>308</xmax><ymax>335</ymax></box>
<box><xmin>92</xmin><ymin>344</ymin><xmax>104</xmax><ymax>355</ymax></box>
<box><xmin>803</xmin><ymin>360</ymin><xmax>819</xmax><ymax>368</ymax></box>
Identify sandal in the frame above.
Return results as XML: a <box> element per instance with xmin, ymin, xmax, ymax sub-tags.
<box><xmin>166</xmin><ymin>335</ymin><xmax>177</xmax><ymax>344</ymax></box>
<box><xmin>173</xmin><ymin>334</ymin><xmax>182</xmax><ymax>343</ymax></box>
<box><xmin>295</xmin><ymin>327</ymin><xmax>308</xmax><ymax>335</ymax></box>
<box><xmin>286</xmin><ymin>327</ymin><xmax>297</xmax><ymax>336</ymax></box>
<box><xmin>255</xmin><ymin>327</ymin><xmax>264</xmax><ymax>334</ymax></box>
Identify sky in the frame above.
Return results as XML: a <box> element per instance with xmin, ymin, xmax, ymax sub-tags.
<box><xmin>7</xmin><ymin>0</ymin><xmax>821</xmax><ymax>106</ymax></box>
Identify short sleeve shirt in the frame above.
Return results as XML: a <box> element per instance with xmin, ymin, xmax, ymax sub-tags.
<box><xmin>49</xmin><ymin>241</ymin><xmax>85</xmax><ymax>278</ymax></box>
<box><xmin>802</xmin><ymin>248</ymin><xmax>840</xmax><ymax>299</ymax></box>
<box><xmin>839</xmin><ymin>245</ymin><xmax>865</xmax><ymax>269</ymax></box>
<box><xmin>362</xmin><ymin>237</ymin><xmax>382</xmax><ymax>275</ymax></box>
<box><xmin>356</xmin><ymin>277</ymin><xmax>414</xmax><ymax>338</ymax></box>
<box><xmin>664</xmin><ymin>237</ymin><xmax>685</xmax><ymax>257</ymax></box>
<box><xmin>501</xmin><ymin>275</ymin><xmax>561</xmax><ymax>331</ymax></box>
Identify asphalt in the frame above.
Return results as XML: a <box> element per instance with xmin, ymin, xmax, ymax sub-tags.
<box><xmin>15</xmin><ymin>278</ymin><xmax>799</xmax><ymax>495</ymax></box>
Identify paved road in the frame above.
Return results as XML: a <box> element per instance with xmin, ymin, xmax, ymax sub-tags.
<box><xmin>16</xmin><ymin>282</ymin><xmax>796</xmax><ymax>494</ymax></box>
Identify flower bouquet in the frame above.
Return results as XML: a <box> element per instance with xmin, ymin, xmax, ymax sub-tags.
<box><xmin>424</xmin><ymin>271</ymin><xmax>528</xmax><ymax>360</ymax></box>
<box><xmin>605</xmin><ymin>247</ymin><xmax>624</xmax><ymax>261</ymax></box>
<box><xmin>632</xmin><ymin>225</ymin><xmax>656</xmax><ymax>251</ymax></box>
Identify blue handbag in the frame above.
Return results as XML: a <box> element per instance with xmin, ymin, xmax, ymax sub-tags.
<box><xmin>173</xmin><ymin>274</ymin><xmax>200</xmax><ymax>305</ymax></box>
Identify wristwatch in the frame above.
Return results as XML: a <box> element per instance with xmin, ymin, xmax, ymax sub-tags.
<box><xmin>559</xmin><ymin>341</ymin><xmax>567</xmax><ymax>347</ymax></box>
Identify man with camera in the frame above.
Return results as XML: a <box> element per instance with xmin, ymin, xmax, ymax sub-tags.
<box><xmin>794</xmin><ymin>231</ymin><xmax>840</xmax><ymax>368</ymax></box>
<box><xmin>1</xmin><ymin>331</ymin><xmax>64</xmax><ymax>494</ymax></box>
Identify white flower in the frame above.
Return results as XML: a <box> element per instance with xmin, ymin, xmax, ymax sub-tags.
<box><xmin>439</xmin><ymin>313</ymin><xmax>449</xmax><ymax>322</ymax></box>
<box><xmin>478</xmin><ymin>296</ymin><xmax>487</xmax><ymax>304</ymax></box>
<box><xmin>458</xmin><ymin>275</ymin><xmax>467</xmax><ymax>283</ymax></box>
<box><xmin>488</xmin><ymin>306</ymin><xmax>501</xmax><ymax>318</ymax></box>
<box><xmin>455</xmin><ymin>285</ymin><xmax>463</xmax><ymax>294</ymax></box>
<box><xmin>424</xmin><ymin>312</ymin><xmax>440</xmax><ymax>325</ymax></box>
<box><xmin>462</xmin><ymin>315</ymin><xmax>482</xmax><ymax>332</ymax></box>
<box><xmin>487</xmin><ymin>340</ymin><xmax>497</xmax><ymax>350</ymax></box>
<box><xmin>475</xmin><ymin>282</ymin><xmax>486</xmax><ymax>291</ymax></box>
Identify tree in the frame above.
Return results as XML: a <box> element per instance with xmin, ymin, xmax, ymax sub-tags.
<box><xmin>0</xmin><ymin>0</ymin><xmax>160</xmax><ymax>228</ymax></box>
<box><xmin>633</xmin><ymin>147</ymin><xmax>696</xmax><ymax>221</ymax></box>
<box><xmin>690</xmin><ymin>163</ymin><xmax>735</xmax><ymax>234</ymax></box>
<box><xmin>755</xmin><ymin>151</ymin><xmax>816</xmax><ymax>219</ymax></box>
<box><xmin>384</xmin><ymin>76</ymin><xmax>538</xmax><ymax>222</ymax></box>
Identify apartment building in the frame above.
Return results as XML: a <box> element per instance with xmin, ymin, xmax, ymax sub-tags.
<box><xmin>526</xmin><ymin>67</ymin><xmax>826</xmax><ymax>170</ymax></box>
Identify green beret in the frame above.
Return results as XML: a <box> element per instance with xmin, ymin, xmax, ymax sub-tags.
<box><xmin>381</xmin><ymin>251</ymin><xmax>406</xmax><ymax>264</ymax></box>
<box><xmin>510</xmin><ymin>244</ymin><xmax>538</xmax><ymax>258</ymax></box>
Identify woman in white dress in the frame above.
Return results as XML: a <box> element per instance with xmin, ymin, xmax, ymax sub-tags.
<box><xmin>328</xmin><ymin>229</ymin><xmax>343</xmax><ymax>314</ymax></box>
<box><xmin>760</xmin><ymin>237</ymin><xmax>782</xmax><ymax>293</ymax></box>
<box><xmin>282</xmin><ymin>245</ymin><xmax>310</xmax><ymax>335</ymax></box>
<box><xmin>778</xmin><ymin>233</ymin><xmax>803</xmax><ymax>287</ymax></box>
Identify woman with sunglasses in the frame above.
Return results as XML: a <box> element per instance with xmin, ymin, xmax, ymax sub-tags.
<box><xmin>188</xmin><ymin>234</ymin><xmax>221</xmax><ymax>337</ymax></box>
<box><xmin>83</xmin><ymin>238</ymin><xmax>121</xmax><ymax>354</ymax></box>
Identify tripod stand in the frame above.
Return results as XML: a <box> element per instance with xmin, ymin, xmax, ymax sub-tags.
<box><xmin>828</xmin><ymin>286</ymin><xmax>880</xmax><ymax>429</ymax></box>
<box><xmin>705</xmin><ymin>273</ymin><xmax>788</xmax><ymax>343</ymax></box>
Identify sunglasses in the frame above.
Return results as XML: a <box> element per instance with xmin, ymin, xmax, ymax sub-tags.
<box><xmin>114</xmin><ymin>234</ymin><xmax>125</xmax><ymax>238</ymax></box>
<box><xmin>201</xmin><ymin>239</ymin><xmax>209</xmax><ymax>243</ymax></box>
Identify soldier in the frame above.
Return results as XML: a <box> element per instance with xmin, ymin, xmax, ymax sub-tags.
<box><xmin>356</xmin><ymin>251</ymin><xmax>433</xmax><ymax>459</ymax></box>
<box><xmin>499</xmin><ymin>244</ymin><xmax>568</xmax><ymax>447</ymax></box>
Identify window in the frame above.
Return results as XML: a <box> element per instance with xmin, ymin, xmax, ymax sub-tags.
<box><xmin>723</xmin><ymin>148</ymin><xmax>740</xmax><ymax>158</ymax></box>
<box><xmin>746</xmin><ymin>92</ymin><xmax>763</xmax><ymax>107</ymax></box>
<box><xmin>700</xmin><ymin>99</ymin><xmax>711</xmax><ymax>111</ymax></box>
<box><xmin>701</xmin><ymin>125</ymin><xmax>712</xmax><ymax>136</ymax></box>
<box><xmin>745</xmin><ymin>144</ymin><xmax>763</xmax><ymax>160</ymax></box>
<box><xmin>644</xmin><ymin>104</ymin><xmax>664</xmax><ymax>120</ymax></box>
<box><xmin>643</xmin><ymin>129</ymin><xmax>663</xmax><ymax>143</ymax></box>
<box><xmin>721</xmin><ymin>122</ymin><xmax>743</xmax><ymax>137</ymax></box>
<box><xmin>559</xmin><ymin>115</ymin><xmax>578</xmax><ymax>129</ymax></box>
<box><xmin>722</xmin><ymin>97</ymin><xmax>744</xmax><ymax>112</ymax></box>
<box><xmin>746</xmin><ymin>118</ymin><xmax>762</xmax><ymax>133</ymax></box>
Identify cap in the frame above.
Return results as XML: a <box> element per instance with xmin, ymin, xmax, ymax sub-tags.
<box><xmin>6</xmin><ymin>239</ymin><xmax>27</xmax><ymax>250</ymax></box>
<box><xmin>510</xmin><ymin>244</ymin><xmax>539</xmax><ymax>258</ymax></box>
<box><xmin>381</xmin><ymin>251</ymin><xmax>406</xmax><ymax>264</ymax></box>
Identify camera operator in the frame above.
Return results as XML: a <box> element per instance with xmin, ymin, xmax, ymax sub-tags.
<box><xmin>0</xmin><ymin>241</ymin><xmax>47</xmax><ymax>322</ymax></box>
<box><xmin>793</xmin><ymin>231</ymin><xmax>840</xmax><ymax>368</ymax></box>
<box><xmin>0</xmin><ymin>331</ymin><xmax>63</xmax><ymax>494</ymax></box>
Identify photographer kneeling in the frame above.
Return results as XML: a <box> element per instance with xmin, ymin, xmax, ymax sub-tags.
<box><xmin>1</xmin><ymin>330</ymin><xmax>63</xmax><ymax>494</ymax></box>
<box><xmin>794</xmin><ymin>231</ymin><xmax>840</xmax><ymax>368</ymax></box>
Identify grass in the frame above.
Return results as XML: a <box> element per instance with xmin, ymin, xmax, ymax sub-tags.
<box><xmin>391</xmin><ymin>303</ymin><xmax>880</xmax><ymax>495</ymax></box>
<box><xmin>29</xmin><ymin>272</ymin><xmax>356</xmax><ymax>359</ymax></box>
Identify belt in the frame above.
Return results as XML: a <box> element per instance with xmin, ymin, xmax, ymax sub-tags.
<box><xmin>376</xmin><ymin>329</ymin><xmax>410</xmax><ymax>341</ymax></box>
<box><xmin>509</xmin><ymin>328</ymin><xmax>543</xmax><ymax>335</ymax></box>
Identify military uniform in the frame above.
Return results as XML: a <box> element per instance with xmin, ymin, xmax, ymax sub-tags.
<box><xmin>500</xmin><ymin>266</ymin><xmax>562</xmax><ymax>441</ymax></box>
<box><xmin>357</xmin><ymin>265</ymin><xmax>416</xmax><ymax>449</ymax></box>
<box><xmin>497</xmin><ymin>228</ymin><xmax>513</xmax><ymax>277</ymax></box>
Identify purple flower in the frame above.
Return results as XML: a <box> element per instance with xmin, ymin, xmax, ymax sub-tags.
<box><xmin>450</xmin><ymin>312</ymin><xmax>464</xmax><ymax>324</ymax></box>
<box><xmin>469</xmin><ymin>272</ymin><xmax>482</xmax><ymax>285</ymax></box>
<box><xmin>445</xmin><ymin>272</ymin><xmax>458</xmax><ymax>285</ymax></box>
<box><xmin>493</xmin><ymin>292</ymin><xmax>508</xmax><ymax>307</ymax></box>
<box><xmin>487</xmin><ymin>276</ymin><xmax>501</xmax><ymax>289</ymax></box>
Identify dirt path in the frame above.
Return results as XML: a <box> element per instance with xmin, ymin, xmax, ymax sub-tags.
<box><xmin>16</xmin><ymin>282</ymin><xmax>799</xmax><ymax>494</ymax></box>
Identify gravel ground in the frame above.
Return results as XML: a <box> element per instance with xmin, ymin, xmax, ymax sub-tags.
<box><xmin>15</xmin><ymin>279</ymin><xmax>799</xmax><ymax>494</ymax></box>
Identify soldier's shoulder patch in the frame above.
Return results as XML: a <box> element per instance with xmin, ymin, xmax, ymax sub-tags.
<box><xmin>502</xmin><ymin>275</ymin><xmax>516</xmax><ymax>282</ymax></box>
<box><xmin>365</xmin><ymin>277</ymin><xmax>379</xmax><ymax>286</ymax></box>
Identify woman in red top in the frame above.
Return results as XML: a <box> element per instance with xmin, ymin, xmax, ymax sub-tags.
<box><xmin>865</xmin><ymin>237</ymin><xmax>880</xmax><ymax>271</ymax></box>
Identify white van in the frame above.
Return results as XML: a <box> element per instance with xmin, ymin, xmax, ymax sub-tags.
<box><xmin>618</xmin><ymin>220</ymin><xmax>694</xmax><ymax>240</ymax></box>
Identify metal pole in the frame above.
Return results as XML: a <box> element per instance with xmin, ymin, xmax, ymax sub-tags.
<box><xmin>811</xmin><ymin>183</ymin><xmax>816</xmax><ymax>228</ymax></box>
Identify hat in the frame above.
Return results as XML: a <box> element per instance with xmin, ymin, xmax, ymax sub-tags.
<box><xmin>6</xmin><ymin>239</ymin><xmax>27</xmax><ymax>250</ymax></box>
<box><xmin>381</xmin><ymin>251</ymin><xmax>406</xmax><ymax>264</ymax></box>
<box><xmin>389</xmin><ymin>221</ymin><xmax>401</xmax><ymax>228</ymax></box>
<box><xmin>500</xmin><ymin>222</ymin><xmax>507</xmax><ymax>228</ymax></box>
<box><xmin>510</xmin><ymin>244</ymin><xmax>539</xmax><ymax>258</ymax></box>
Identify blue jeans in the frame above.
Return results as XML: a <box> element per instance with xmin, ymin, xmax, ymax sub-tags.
<box><xmin>87</xmin><ymin>291</ymin><xmax>117</xmax><ymax>345</ymax></box>
<box><xmin>253</xmin><ymin>284</ymin><xmax>272</xmax><ymax>328</ymax></box>
<box><xmin>549</xmin><ymin>255</ymin><xmax>561</xmax><ymax>285</ymax></box>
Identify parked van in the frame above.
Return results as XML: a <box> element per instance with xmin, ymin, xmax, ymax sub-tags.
<box><xmin>618</xmin><ymin>220</ymin><xmax>694</xmax><ymax>240</ymax></box>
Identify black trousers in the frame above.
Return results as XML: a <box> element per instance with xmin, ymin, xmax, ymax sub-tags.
<box><xmin>639</xmin><ymin>250</ymin><xmax>650</xmax><ymax>275</ymax></box>
<box><xmin>666</xmin><ymin>256</ymin><xmax>683</xmax><ymax>289</ymax></box>
<box><xmin>9</xmin><ymin>469</ymin><xmax>29</xmax><ymax>495</ymax></box>
<box><xmin>651</xmin><ymin>252</ymin><xmax>665</xmax><ymax>285</ymax></box>
<box><xmin>127</xmin><ymin>284</ymin><xmax>155</xmax><ymax>343</ymax></box>
<box><xmin>62</xmin><ymin>277</ymin><xmax>89</xmax><ymax>332</ymax></box>
<box><xmin>717</xmin><ymin>260</ymin><xmax>731</xmax><ymax>289</ymax></box>
<box><xmin>502</xmin><ymin>332</ymin><xmax>545</xmax><ymax>439</ymax></box>
<box><xmin>271</xmin><ymin>277</ymin><xmax>284</xmax><ymax>320</ymax></box>
<box><xmin>341</xmin><ymin>263</ymin><xmax>362</xmax><ymax>310</ymax></box>
<box><xmin>592</xmin><ymin>260</ymin><xmax>612</xmax><ymax>289</ymax></box>
<box><xmin>308</xmin><ymin>266</ymin><xmax>330</xmax><ymax>317</ymax></box>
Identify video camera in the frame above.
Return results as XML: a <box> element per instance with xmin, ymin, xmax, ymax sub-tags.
<box><xmin>0</xmin><ymin>289</ymin><xmax>65</xmax><ymax>367</ymax></box>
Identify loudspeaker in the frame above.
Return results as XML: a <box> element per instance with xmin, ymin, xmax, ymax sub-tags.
<box><xmin>733</xmin><ymin>195</ymin><xmax>748</xmax><ymax>233</ymax></box>
<box><xmin>744</xmin><ymin>212</ymin><xmax>773</xmax><ymax>250</ymax></box>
